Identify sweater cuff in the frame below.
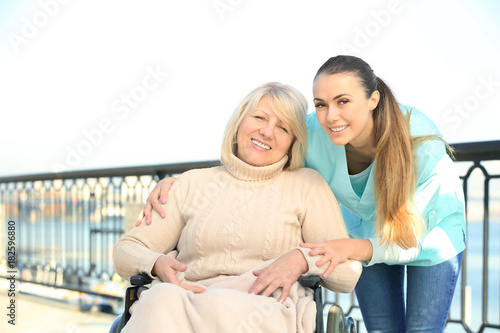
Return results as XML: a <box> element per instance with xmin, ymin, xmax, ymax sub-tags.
<box><xmin>296</xmin><ymin>247</ymin><xmax>326</xmax><ymax>277</ymax></box>
<box><xmin>137</xmin><ymin>249</ymin><xmax>165</xmax><ymax>278</ymax></box>
<box><xmin>366</xmin><ymin>237</ymin><xmax>422</xmax><ymax>267</ymax></box>
<box><xmin>365</xmin><ymin>238</ymin><xmax>382</xmax><ymax>266</ymax></box>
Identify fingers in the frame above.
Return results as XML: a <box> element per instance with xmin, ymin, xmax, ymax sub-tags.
<box><xmin>278</xmin><ymin>284</ymin><xmax>292</xmax><ymax>303</ymax></box>
<box><xmin>136</xmin><ymin>178</ymin><xmax>176</xmax><ymax>226</ymax></box>
<box><xmin>249</xmin><ymin>251</ymin><xmax>307</xmax><ymax>303</ymax></box>
<box><xmin>159</xmin><ymin>181</ymin><xmax>173</xmax><ymax>205</ymax></box>
<box><xmin>154</xmin><ymin>255</ymin><xmax>187</xmax><ymax>280</ymax></box>
<box><xmin>135</xmin><ymin>210</ymin><xmax>145</xmax><ymax>227</ymax></box>
<box><xmin>180</xmin><ymin>283</ymin><xmax>206</xmax><ymax>294</ymax></box>
<box><xmin>169</xmin><ymin>258</ymin><xmax>187</xmax><ymax>273</ymax></box>
<box><xmin>148</xmin><ymin>192</ymin><xmax>167</xmax><ymax>221</ymax></box>
<box><xmin>308</xmin><ymin>246</ymin><xmax>325</xmax><ymax>258</ymax></box>
<box><xmin>143</xmin><ymin>201</ymin><xmax>154</xmax><ymax>225</ymax></box>
<box><xmin>322</xmin><ymin>261</ymin><xmax>337</xmax><ymax>278</ymax></box>
<box><xmin>299</xmin><ymin>242</ymin><xmax>320</xmax><ymax>250</ymax></box>
<box><xmin>310</xmin><ymin>247</ymin><xmax>338</xmax><ymax>268</ymax></box>
<box><xmin>252</xmin><ymin>277</ymin><xmax>293</xmax><ymax>304</ymax></box>
<box><xmin>162</xmin><ymin>268</ymin><xmax>205</xmax><ymax>294</ymax></box>
<box><xmin>161</xmin><ymin>255</ymin><xmax>187</xmax><ymax>273</ymax></box>
<box><xmin>248</xmin><ymin>276</ymin><xmax>267</xmax><ymax>296</ymax></box>
<box><xmin>149</xmin><ymin>198</ymin><xmax>165</xmax><ymax>222</ymax></box>
<box><xmin>161</xmin><ymin>257</ymin><xmax>204</xmax><ymax>294</ymax></box>
<box><xmin>305</xmin><ymin>243</ymin><xmax>330</xmax><ymax>257</ymax></box>
<box><xmin>148</xmin><ymin>180</ymin><xmax>173</xmax><ymax>221</ymax></box>
<box><xmin>249</xmin><ymin>272</ymin><xmax>294</xmax><ymax>304</ymax></box>
<box><xmin>250</xmin><ymin>277</ymin><xmax>280</xmax><ymax>298</ymax></box>
<box><xmin>164</xmin><ymin>270</ymin><xmax>182</xmax><ymax>285</ymax></box>
<box><xmin>314</xmin><ymin>251</ymin><xmax>330</xmax><ymax>267</ymax></box>
<box><xmin>144</xmin><ymin>183</ymin><xmax>166</xmax><ymax>224</ymax></box>
<box><xmin>260</xmin><ymin>280</ymin><xmax>281</xmax><ymax>298</ymax></box>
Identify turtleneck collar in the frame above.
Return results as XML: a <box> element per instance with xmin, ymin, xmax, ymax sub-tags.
<box><xmin>225</xmin><ymin>154</ymin><xmax>288</xmax><ymax>181</ymax></box>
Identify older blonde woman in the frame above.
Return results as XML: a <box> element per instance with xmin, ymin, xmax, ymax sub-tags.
<box><xmin>113</xmin><ymin>82</ymin><xmax>361</xmax><ymax>333</ymax></box>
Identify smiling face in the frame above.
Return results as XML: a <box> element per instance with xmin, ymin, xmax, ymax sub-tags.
<box><xmin>236</xmin><ymin>95</ymin><xmax>295</xmax><ymax>167</ymax></box>
<box><xmin>313</xmin><ymin>73</ymin><xmax>379</xmax><ymax>150</ymax></box>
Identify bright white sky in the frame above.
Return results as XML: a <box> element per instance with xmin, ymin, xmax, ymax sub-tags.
<box><xmin>1</xmin><ymin>0</ymin><xmax>499</xmax><ymax>177</ymax></box>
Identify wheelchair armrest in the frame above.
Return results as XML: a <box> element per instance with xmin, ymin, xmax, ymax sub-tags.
<box><xmin>299</xmin><ymin>275</ymin><xmax>324</xmax><ymax>331</ymax></box>
<box><xmin>123</xmin><ymin>273</ymin><xmax>153</xmax><ymax>322</ymax></box>
<box><xmin>298</xmin><ymin>275</ymin><xmax>321</xmax><ymax>289</ymax></box>
<box><xmin>130</xmin><ymin>273</ymin><xmax>153</xmax><ymax>286</ymax></box>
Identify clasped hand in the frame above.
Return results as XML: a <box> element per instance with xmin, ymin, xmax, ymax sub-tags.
<box><xmin>248</xmin><ymin>249</ymin><xmax>308</xmax><ymax>303</ymax></box>
<box><xmin>250</xmin><ymin>241</ymin><xmax>351</xmax><ymax>302</ymax></box>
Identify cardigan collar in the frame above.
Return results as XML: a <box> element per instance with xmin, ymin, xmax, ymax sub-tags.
<box><xmin>225</xmin><ymin>154</ymin><xmax>288</xmax><ymax>181</ymax></box>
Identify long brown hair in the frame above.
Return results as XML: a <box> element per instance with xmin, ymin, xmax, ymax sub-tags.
<box><xmin>315</xmin><ymin>55</ymin><xmax>433</xmax><ymax>249</ymax></box>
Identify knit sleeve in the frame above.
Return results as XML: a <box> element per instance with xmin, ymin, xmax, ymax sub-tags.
<box><xmin>113</xmin><ymin>176</ymin><xmax>186</xmax><ymax>280</ymax></box>
<box><xmin>296</xmin><ymin>170</ymin><xmax>362</xmax><ymax>293</ymax></box>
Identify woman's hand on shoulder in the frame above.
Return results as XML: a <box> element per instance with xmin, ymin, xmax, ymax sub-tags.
<box><xmin>136</xmin><ymin>177</ymin><xmax>177</xmax><ymax>226</ymax></box>
<box><xmin>152</xmin><ymin>255</ymin><xmax>205</xmax><ymax>294</ymax></box>
<box><xmin>248</xmin><ymin>249</ymin><xmax>308</xmax><ymax>303</ymax></box>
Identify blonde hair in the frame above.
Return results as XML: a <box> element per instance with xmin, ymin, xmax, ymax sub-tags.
<box><xmin>315</xmin><ymin>55</ymin><xmax>445</xmax><ymax>249</ymax></box>
<box><xmin>221</xmin><ymin>82</ymin><xmax>308</xmax><ymax>171</ymax></box>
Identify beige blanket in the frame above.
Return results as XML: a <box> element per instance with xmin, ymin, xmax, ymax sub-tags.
<box><xmin>122</xmin><ymin>260</ymin><xmax>316</xmax><ymax>333</ymax></box>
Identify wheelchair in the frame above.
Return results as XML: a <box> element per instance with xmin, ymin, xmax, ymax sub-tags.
<box><xmin>109</xmin><ymin>274</ymin><xmax>355</xmax><ymax>333</ymax></box>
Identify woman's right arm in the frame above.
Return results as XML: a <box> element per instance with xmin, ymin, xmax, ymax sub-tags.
<box><xmin>114</xmin><ymin>178</ymin><xmax>184</xmax><ymax>279</ymax></box>
<box><xmin>136</xmin><ymin>177</ymin><xmax>177</xmax><ymax>226</ymax></box>
<box><xmin>116</xmin><ymin>176</ymin><xmax>206</xmax><ymax>293</ymax></box>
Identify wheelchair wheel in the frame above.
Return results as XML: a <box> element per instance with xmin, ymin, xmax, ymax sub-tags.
<box><xmin>344</xmin><ymin>316</ymin><xmax>356</xmax><ymax>333</ymax></box>
<box><xmin>326</xmin><ymin>304</ymin><xmax>344</xmax><ymax>333</ymax></box>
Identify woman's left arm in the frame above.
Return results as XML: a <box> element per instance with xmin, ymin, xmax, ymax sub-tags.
<box><xmin>306</xmin><ymin>151</ymin><xmax>450</xmax><ymax>268</ymax></box>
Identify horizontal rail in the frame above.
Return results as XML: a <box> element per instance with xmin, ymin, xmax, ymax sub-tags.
<box><xmin>450</xmin><ymin>140</ymin><xmax>500</xmax><ymax>162</ymax></box>
<box><xmin>0</xmin><ymin>160</ymin><xmax>221</xmax><ymax>183</ymax></box>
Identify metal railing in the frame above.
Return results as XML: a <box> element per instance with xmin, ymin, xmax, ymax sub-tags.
<box><xmin>1</xmin><ymin>141</ymin><xmax>499</xmax><ymax>332</ymax></box>
<box><xmin>448</xmin><ymin>141</ymin><xmax>500</xmax><ymax>333</ymax></box>
<box><xmin>0</xmin><ymin>160</ymin><xmax>219</xmax><ymax>303</ymax></box>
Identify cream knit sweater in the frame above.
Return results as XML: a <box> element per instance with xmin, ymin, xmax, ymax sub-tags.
<box><xmin>114</xmin><ymin>154</ymin><xmax>362</xmax><ymax>293</ymax></box>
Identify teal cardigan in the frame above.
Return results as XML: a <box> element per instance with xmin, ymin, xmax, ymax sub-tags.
<box><xmin>305</xmin><ymin>105</ymin><xmax>466</xmax><ymax>266</ymax></box>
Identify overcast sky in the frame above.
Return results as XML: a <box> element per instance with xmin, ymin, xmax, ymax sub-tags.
<box><xmin>1</xmin><ymin>0</ymin><xmax>499</xmax><ymax>177</ymax></box>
